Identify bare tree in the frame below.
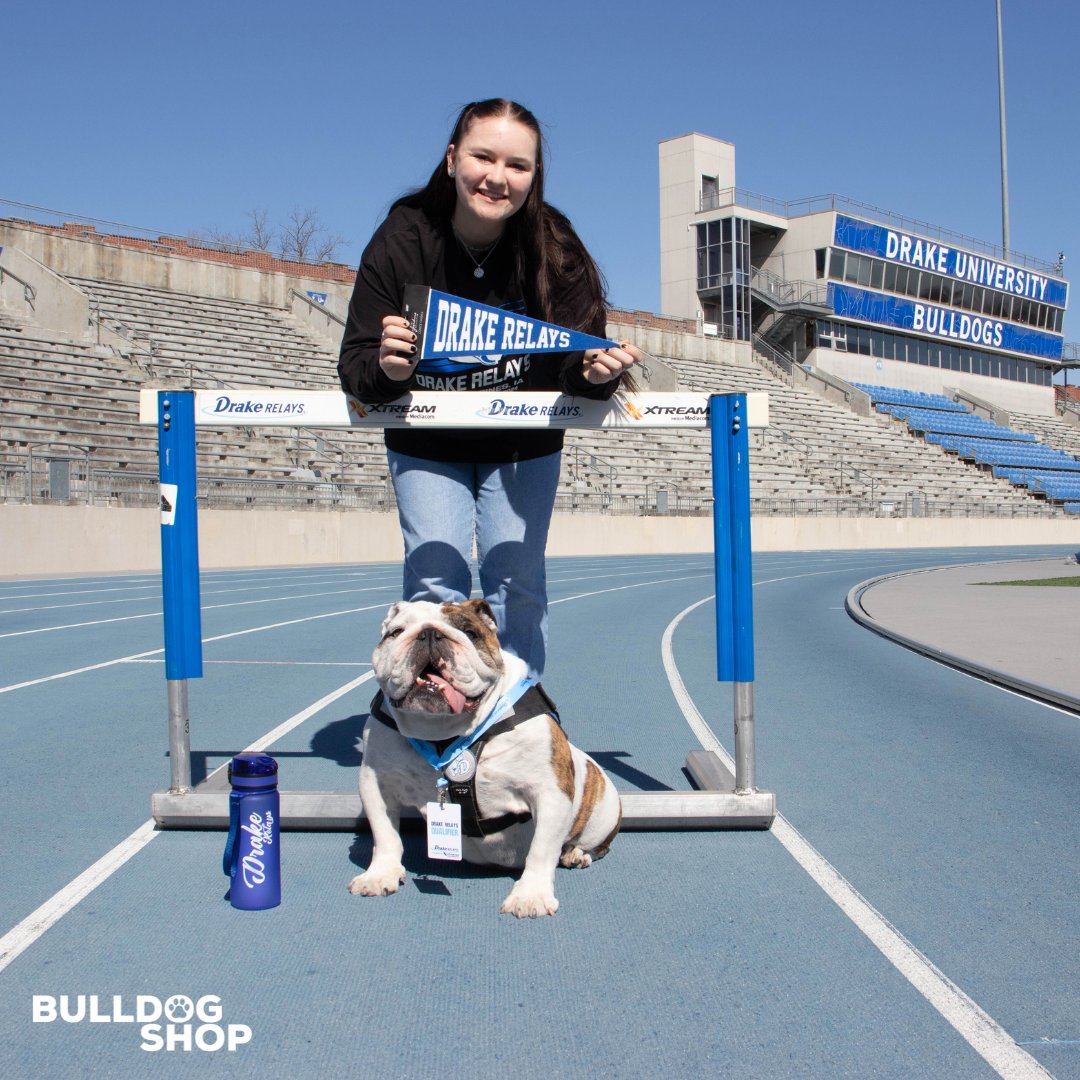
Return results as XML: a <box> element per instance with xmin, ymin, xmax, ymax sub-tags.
<box><xmin>196</xmin><ymin>206</ymin><xmax>346</xmax><ymax>264</ymax></box>
<box><xmin>245</xmin><ymin>208</ymin><xmax>275</xmax><ymax>252</ymax></box>
<box><xmin>278</xmin><ymin>206</ymin><xmax>345</xmax><ymax>263</ymax></box>
<box><xmin>192</xmin><ymin>225</ymin><xmax>245</xmax><ymax>253</ymax></box>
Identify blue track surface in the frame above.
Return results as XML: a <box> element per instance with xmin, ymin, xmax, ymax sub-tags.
<box><xmin>1</xmin><ymin>547</ymin><xmax>1078</xmax><ymax>1078</ymax></box>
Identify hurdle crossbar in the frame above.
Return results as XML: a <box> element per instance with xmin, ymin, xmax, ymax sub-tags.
<box><xmin>142</xmin><ymin>389</ymin><xmax>774</xmax><ymax>830</ymax></box>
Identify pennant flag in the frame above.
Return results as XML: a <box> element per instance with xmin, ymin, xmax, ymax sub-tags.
<box><xmin>403</xmin><ymin>285</ymin><xmax>620</xmax><ymax>362</ymax></box>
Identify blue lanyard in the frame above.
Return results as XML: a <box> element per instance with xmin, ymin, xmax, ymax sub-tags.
<box><xmin>408</xmin><ymin>677</ymin><xmax>534</xmax><ymax>788</ymax></box>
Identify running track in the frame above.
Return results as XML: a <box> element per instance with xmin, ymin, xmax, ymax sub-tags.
<box><xmin>1</xmin><ymin>546</ymin><xmax>1077</xmax><ymax>1078</ymax></box>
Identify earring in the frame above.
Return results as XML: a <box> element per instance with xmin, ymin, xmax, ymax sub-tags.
<box><xmin>448</xmin><ymin>168</ymin><xmax>455</xmax><ymax>177</ymax></box>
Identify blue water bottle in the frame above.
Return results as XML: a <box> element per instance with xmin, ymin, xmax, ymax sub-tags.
<box><xmin>223</xmin><ymin>754</ymin><xmax>280</xmax><ymax>910</ymax></box>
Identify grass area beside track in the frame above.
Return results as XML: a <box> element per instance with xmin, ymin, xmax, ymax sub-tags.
<box><xmin>973</xmin><ymin>576</ymin><xmax>1080</xmax><ymax>587</ymax></box>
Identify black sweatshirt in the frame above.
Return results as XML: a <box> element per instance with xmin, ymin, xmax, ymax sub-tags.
<box><xmin>337</xmin><ymin>205</ymin><xmax>616</xmax><ymax>464</ymax></box>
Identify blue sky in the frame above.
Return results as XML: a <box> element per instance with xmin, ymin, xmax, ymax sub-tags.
<box><xmin>5</xmin><ymin>0</ymin><xmax>1078</xmax><ymax>341</ymax></box>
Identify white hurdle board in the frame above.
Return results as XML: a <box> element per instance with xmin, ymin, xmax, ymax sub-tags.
<box><xmin>141</xmin><ymin>389</ymin><xmax>774</xmax><ymax>831</ymax></box>
<box><xmin>138</xmin><ymin>388</ymin><xmax>768</xmax><ymax>430</ymax></box>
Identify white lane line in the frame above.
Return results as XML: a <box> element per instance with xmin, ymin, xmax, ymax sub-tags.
<box><xmin>0</xmin><ymin>563</ymin><xmax>903</xmax><ymax>691</ymax></box>
<box><xmin>662</xmin><ymin>596</ymin><xmax>1053</xmax><ymax>1080</ymax></box>
<box><xmin>0</xmin><ymin>670</ymin><xmax>375</xmax><ymax>975</ymax></box>
<box><xmin>125</xmin><ymin>659</ymin><xmax>371</xmax><ymax>668</ymax></box>
<box><xmin>0</xmin><ymin>586</ymin><xmax>392</xmax><ymax>639</ymax></box>
<box><xmin>0</xmin><ymin>821</ymin><xmax>159</xmax><ymax>975</ymax></box>
<box><xmin>0</xmin><ymin>603</ymin><xmax>387</xmax><ymax>694</ymax></box>
<box><xmin>0</xmin><ymin>648</ymin><xmax>166</xmax><ymax>694</ymax></box>
<box><xmin>202</xmin><ymin>670</ymin><xmax>375</xmax><ymax>780</ymax></box>
<box><xmin>0</xmin><ymin>573</ymin><xmax>398</xmax><ymax>615</ymax></box>
<box><xmin>550</xmin><ymin>573</ymin><xmax>711</xmax><ymax>605</ymax></box>
<box><xmin>0</xmin><ymin>611</ymin><xmax>161</xmax><ymax>638</ymax></box>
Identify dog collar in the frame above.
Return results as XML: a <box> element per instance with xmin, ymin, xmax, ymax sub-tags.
<box><xmin>367</xmin><ymin>680</ymin><xmax>562</xmax><ymax>838</ymax></box>
<box><xmin>405</xmin><ymin>676</ymin><xmax>536</xmax><ymax>784</ymax></box>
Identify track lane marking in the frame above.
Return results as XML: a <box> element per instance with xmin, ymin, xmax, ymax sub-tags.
<box><xmin>0</xmin><ymin>670</ymin><xmax>375</xmax><ymax>975</ymax></box>
<box><xmin>4</xmin><ymin>549</ymin><xmax>1067</xmax><ymax>1063</ymax></box>
<box><xmin>663</xmin><ymin>594</ymin><xmax>1053</xmax><ymax>1080</ymax></box>
<box><xmin>0</xmin><ymin>602</ymin><xmax>388</xmax><ymax>693</ymax></box>
<box><xmin>0</xmin><ymin>586</ymin><xmax>395</xmax><ymax>639</ymax></box>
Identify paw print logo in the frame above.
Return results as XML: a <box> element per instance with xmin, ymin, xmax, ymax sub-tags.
<box><xmin>164</xmin><ymin>995</ymin><xmax>194</xmax><ymax>1023</ymax></box>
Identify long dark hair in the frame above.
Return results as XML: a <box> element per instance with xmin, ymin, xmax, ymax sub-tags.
<box><xmin>391</xmin><ymin>99</ymin><xmax>609</xmax><ymax>339</ymax></box>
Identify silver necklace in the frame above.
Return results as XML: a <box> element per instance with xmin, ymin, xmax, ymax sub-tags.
<box><xmin>452</xmin><ymin>226</ymin><xmax>500</xmax><ymax>279</ymax></box>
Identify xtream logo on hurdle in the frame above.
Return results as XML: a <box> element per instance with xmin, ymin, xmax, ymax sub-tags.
<box><xmin>32</xmin><ymin>994</ymin><xmax>252</xmax><ymax>1053</ymax></box>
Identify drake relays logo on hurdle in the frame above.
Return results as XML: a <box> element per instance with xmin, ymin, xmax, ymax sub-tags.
<box><xmin>402</xmin><ymin>285</ymin><xmax>619</xmax><ymax>391</ymax></box>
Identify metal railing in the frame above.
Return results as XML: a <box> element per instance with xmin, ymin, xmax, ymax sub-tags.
<box><xmin>0</xmin><ymin>260</ymin><xmax>37</xmax><ymax>312</ymax></box>
<box><xmin>750</xmin><ymin>266</ymin><xmax>829</xmax><ymax>309</ymax></box>
<box><xmin>2</xmin><ymin>463</ymin><xmax>1069</xmax><ymax>519</ymax></box>
<box><xmin>750</xmin><ymin>495</ymin><xmax>1062</xmax><ymax>518</ymax></box>
<box><xmin>86</xmin><ymin>296</ymin><xmax>359</xmax><ymax>475</ymax></box>
<box><xmin>565</xmin><ymin>444</ymin><xmax>615</xmax><ymax>496</ymax></box>
<box><xmin>1</xmin><ymin>464</ymin><xmax>28</xmax><ymax>502</ymax></box>
<box><xmin>0</xmin><ymin>197</ymin><xmax>351</xmax><ymax>271</ymax></box>
<box><xmin>289</xmin><ymin>287</ymin><xmax>346</xmax><ymax>327</ymax></box>
<box><xmin>752</xmin><ymin>334</ymin><xmax>795</xmax><ymax>381</ymax></box>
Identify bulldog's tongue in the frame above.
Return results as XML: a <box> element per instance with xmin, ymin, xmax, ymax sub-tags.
<box><xmin>422</xmin><ymin>672</ymin><xmax>467</xmax><ymax>714</ymax></box>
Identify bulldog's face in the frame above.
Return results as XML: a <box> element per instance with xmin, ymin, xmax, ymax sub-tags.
<box><xmin>372</xmin><ymin>600</ymin><xmax>505</xmax><ymax>738</ymax></box>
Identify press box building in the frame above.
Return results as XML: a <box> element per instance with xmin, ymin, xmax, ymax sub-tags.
<box><xmin>659</xmin><ymin>134</ymin><xmax>1068</xmax><ymax>416</ymax></box>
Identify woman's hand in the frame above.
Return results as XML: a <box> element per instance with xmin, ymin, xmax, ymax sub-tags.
<box><xmin>580</xmin><ymin>341</ymin><xmax>643</xmax><ymax>384</ymax></box>
<box><xmin>379</xmin><ymin>315</ymin><xmax>419</xmax><ymax>381</ymax></box>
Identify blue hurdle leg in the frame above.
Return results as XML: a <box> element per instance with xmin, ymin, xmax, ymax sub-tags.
<box><xmin>710</xmin><ymin>394</ymin><xmax>757</xmax><ymax>793</ymax></box>
<box><xmin>157</xmin><ymin>390</ymin><xmax>203</xmax><ymax>793</ymax></box>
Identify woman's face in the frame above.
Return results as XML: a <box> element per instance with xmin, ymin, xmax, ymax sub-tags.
<box><xmin>447</xmin><ymin>115</ymin><xmax>538</xmax><ymax>243</ymax></box>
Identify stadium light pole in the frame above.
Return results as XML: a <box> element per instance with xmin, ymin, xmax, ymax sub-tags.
<box><xmin>996</xmin><ymin>0</ymin><xmax>1011</xmax><ymax>261</ymax></box>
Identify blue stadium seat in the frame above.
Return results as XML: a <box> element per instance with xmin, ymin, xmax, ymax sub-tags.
<box><xmin>855</xmin><ymin>383</ymin><xmax>968</xmax><ymax>412</ymax></box>
<box><xmin>860</xmin><ymin>382</ymin><xmax>1080</xmax><ymax>506</ymax></box>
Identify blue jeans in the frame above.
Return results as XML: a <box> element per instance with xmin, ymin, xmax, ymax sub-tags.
<box><xmin>387</xmin><ymin>449</ymin><xmax>561</xmax><ymax>679</ymax></box>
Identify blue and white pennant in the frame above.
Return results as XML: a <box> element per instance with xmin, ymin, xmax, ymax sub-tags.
<box><xmin>403</xmin><ymin>284</ymin><xmax>619</xmax><ymax>365</ymax></box>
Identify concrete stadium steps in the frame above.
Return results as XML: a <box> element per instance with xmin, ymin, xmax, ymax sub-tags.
<box><xmin>53</xmin><ymin>279</ymin><xmax>389</xmax><ymax>484</ymax></box>
<box><xmin>1009</xmin><ymin>411</ymin><xmax>1080</xmax><ymax>459</ymax></box>
<box><xmin>659</xmin><ymin>354</ymin><xmax>1052</xmax><ymax>512</ymax></box>
<box><xmin>8</xmin><ymin>278</ymin><xmax>390</xmax><ymax>486</ymax></box>
<box><xmin>0</xmin><ymin>336</ymin><xmax>146</xmax><ymax>392</ymax></box>
<box><xmin>0</xmin><ymin>270</ymin><xmax>1062</xmax><ymax>517</ymax></box>
<box><xmin>0</xmin><ymin>327</ymin><xmax>381</xmax><ymax>486</ymax></box>
<box><xmin>67</xmin><ymin>277</ymin><xmax>337</xmax><ymax>389</ymax></box>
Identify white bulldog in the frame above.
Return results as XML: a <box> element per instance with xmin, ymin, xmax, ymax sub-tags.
<box><xmin>349</xmin><ymin>599</ymin><xmax>621</xmax><ymax>917</ymax></box>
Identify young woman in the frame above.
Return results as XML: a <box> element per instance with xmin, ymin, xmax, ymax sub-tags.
<box><xmin>338</xmin><ymin>98</ymin><xmax>641</xmax><ymax>679</ymax></box>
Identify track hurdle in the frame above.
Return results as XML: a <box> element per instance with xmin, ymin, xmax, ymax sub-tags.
<box><xmin>141</xmin><ymin>388</ymin><xmax>775</xmax><ymax>830</ymax></box>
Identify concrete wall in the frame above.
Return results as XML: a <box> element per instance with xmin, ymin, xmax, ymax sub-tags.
<box><xmin>290</xmin><ymin>287</ymin><xmax>347</xmax><ymax>346</ymax></box>
<box><xmin>763</xmin><ymin>213</ymin><xmax>833</xmax><ymax>283</ymax></box>
<box><xmin>608</xmin><ymin>316</ymin><xmax>750</xmax><ymax>368</ymax></box>
<box><xmin>0</xmin><ymin>505</ymin><xmax>402</xmax><ymax>576</ymax></box>
<box><xmin>0</xmin><ymin>244</ymin><xmax>93</xmax><ymax>339</ymax></box>
<box><xmin>659</xmin><ymin>134</ymin><xmax>737</xmax><ymax>320</ymax></box>
<box><xmin>0</xmin><ymin>243</ymin><xmax>142</xmax><ymax>359</ymax></box>
<box><xmin>3</xmin><ymin>504</ymin><xmax>1075</xmax><ymax>578</ymax></box>
<box><xmin>0</xmin><ymin>221</ymin><xmax>355</xmax><ymax>311</ymax></box>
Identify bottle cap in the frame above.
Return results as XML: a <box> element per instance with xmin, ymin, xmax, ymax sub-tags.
<box><xmin>228</xmin><ymin>753</ymin><xmax>279</xmax><ymax>789</ymax></box>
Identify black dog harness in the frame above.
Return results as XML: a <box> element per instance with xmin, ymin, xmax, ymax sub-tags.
<box><xmin>368</xmin><ymin>684</ymin><xmax>560</xmax><ymax>838</ymax></box>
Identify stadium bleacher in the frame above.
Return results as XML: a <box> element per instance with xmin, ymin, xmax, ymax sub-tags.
<box><xmin>850</xmin><ymin>385</ymin><xmax>969</xmax><ymax>413</ymax></box>
<box><xmin>854</xmin><ymin>383</ymin><xmax>1080</xmax><ymax>511</ymax></box>
<box><xmin>0</xmin><ymin>236</ymin><xmax>1073</xmax><ymax>519</ymax></box>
